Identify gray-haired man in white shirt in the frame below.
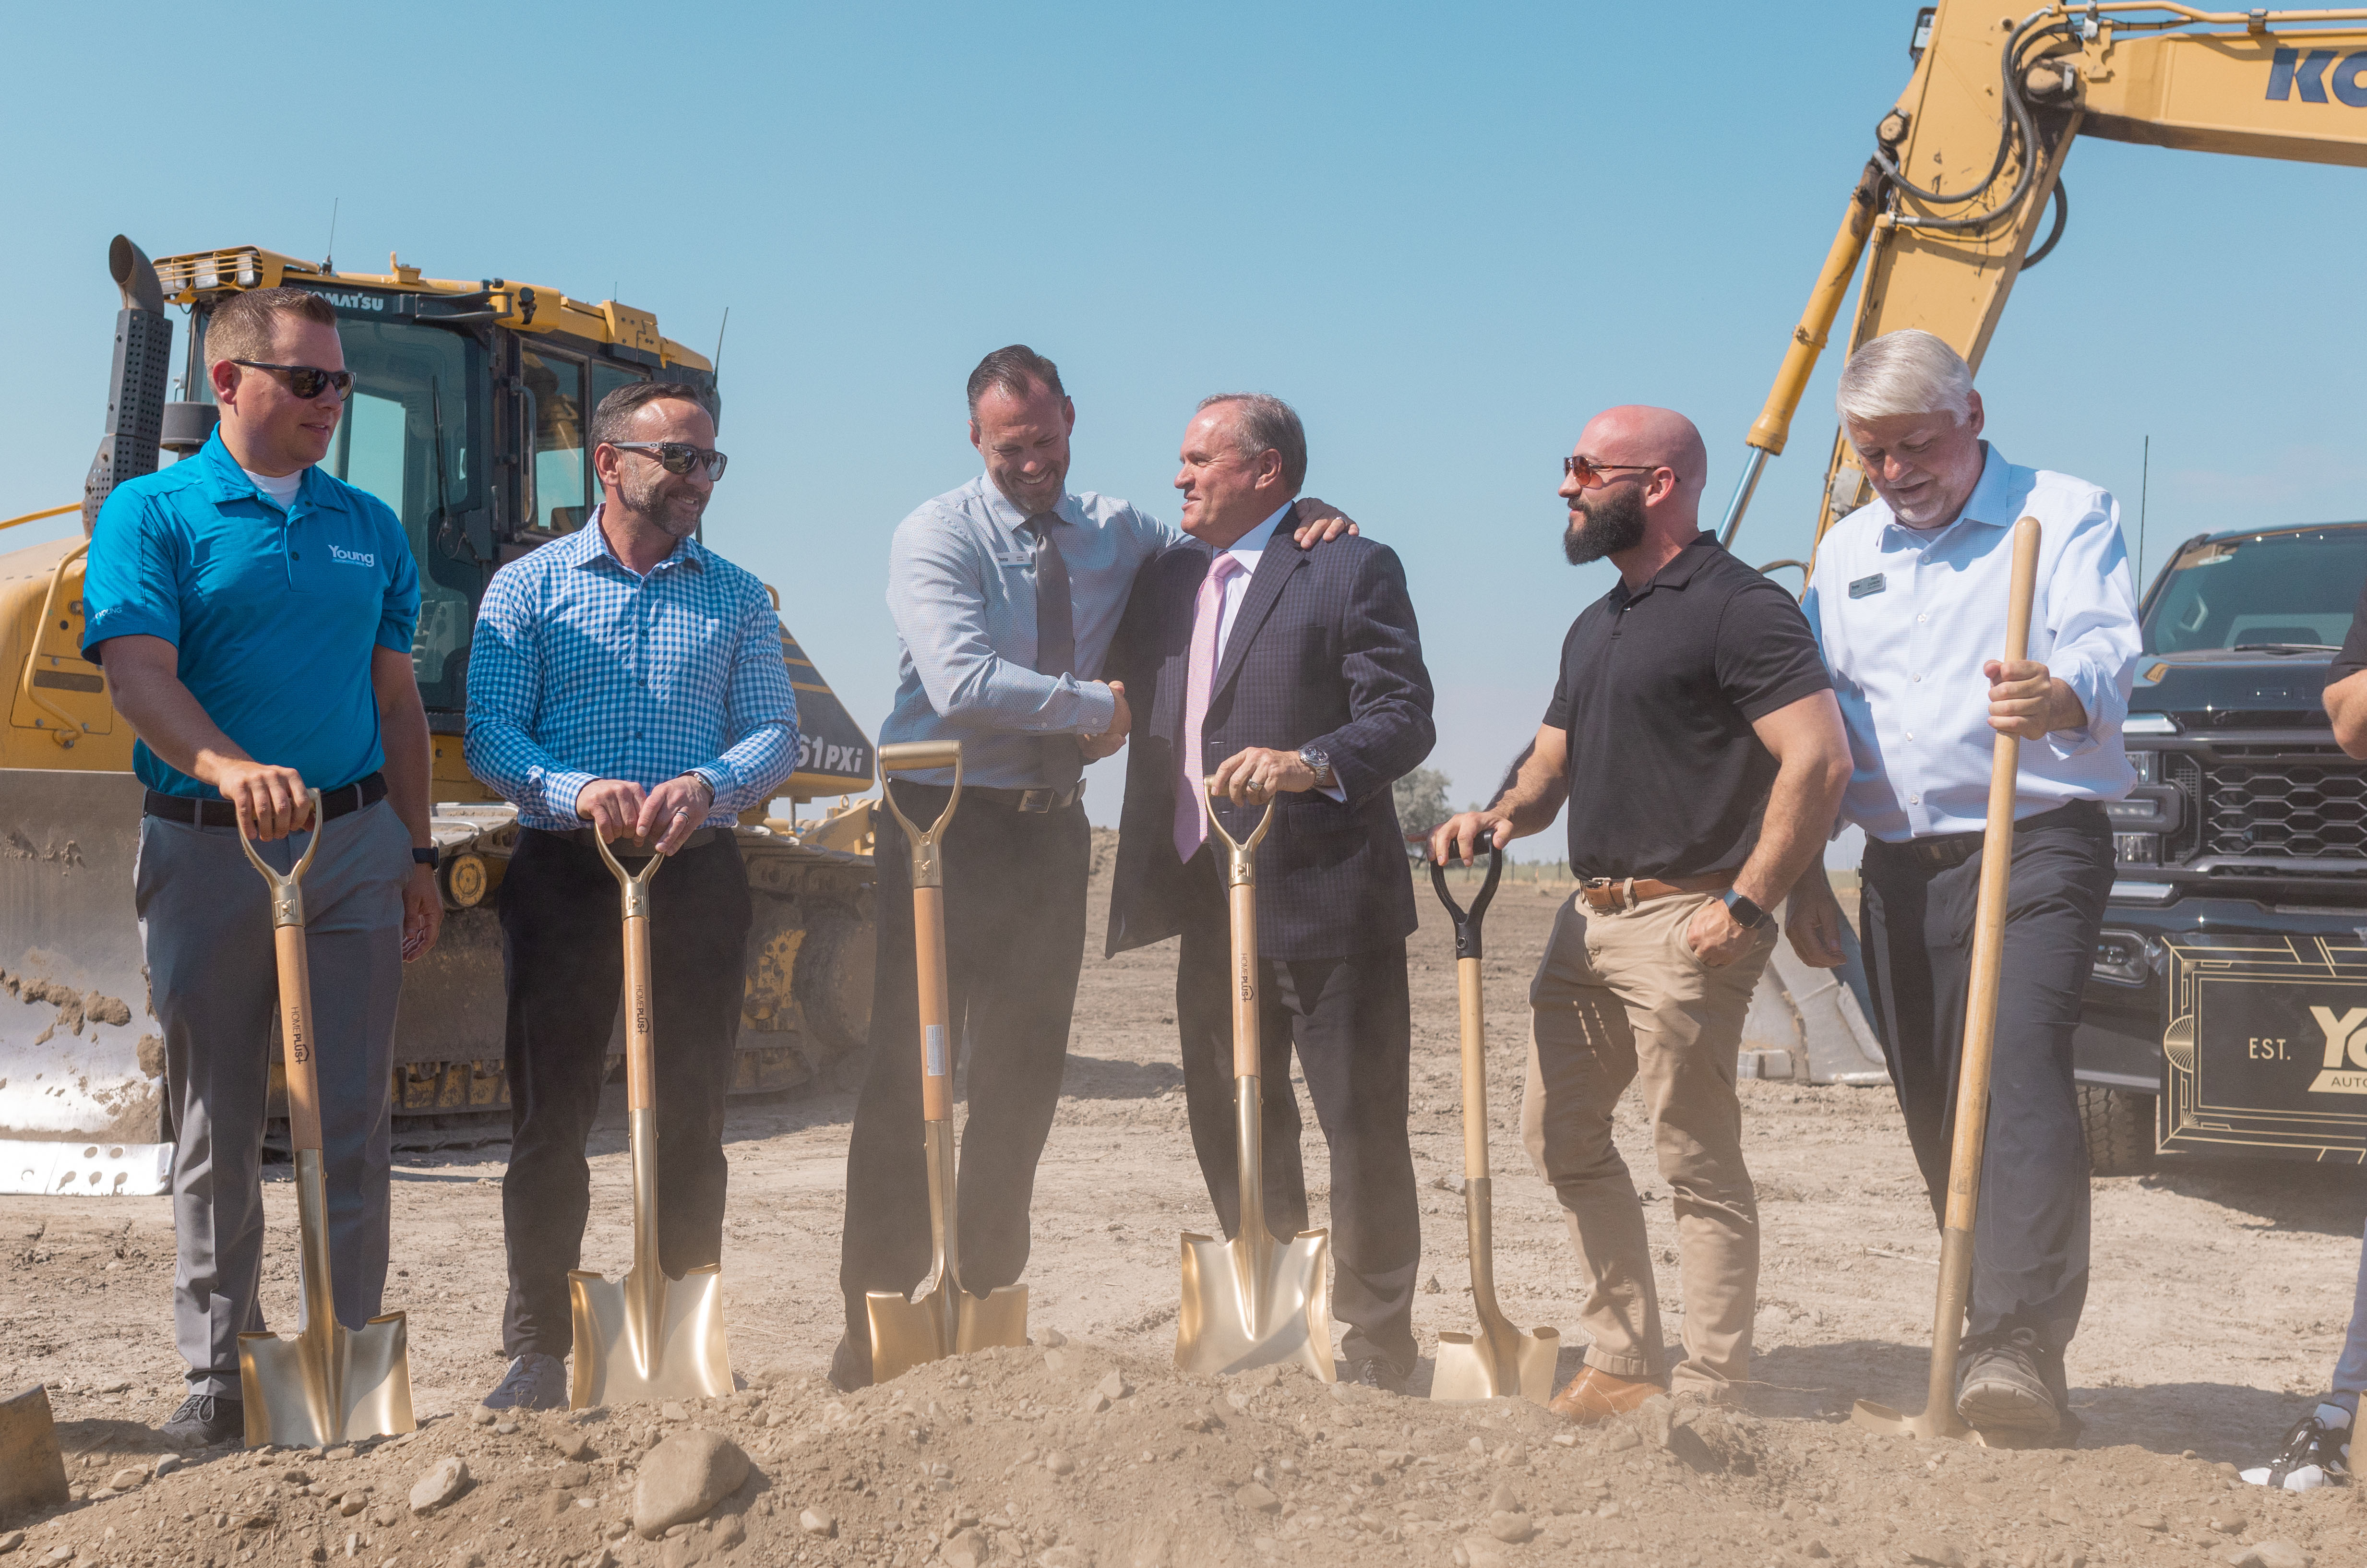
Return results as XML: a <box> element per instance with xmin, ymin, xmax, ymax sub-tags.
<box><xmin>1787</xmin><ymin>329</ymin><xmax>2140</xmax><ymax>1446</ymax></box>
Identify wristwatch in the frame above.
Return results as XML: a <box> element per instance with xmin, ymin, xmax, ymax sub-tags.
<box><xmin>411</xmin><ymin>848</ymin><xmax>438</xmax><ymax>867</ymax></box>
<box><xmin>1297</xmin><ymin>746</ymin><xmax>1334</xmax><ymax>788</ymax></box>
<box><xmin>1721</xmin><ymin>889</ymin><xmax>1774</xmax><ymax>930</ymax></box>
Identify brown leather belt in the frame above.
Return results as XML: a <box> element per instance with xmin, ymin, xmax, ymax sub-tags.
<box><xmin>540</xmin><ymin>826</ymin><xmax>722</xmax><ymax>854</ymax></box>
<box><xmin>1577</xmin><ymin>873</ymin><xmax>1733</xmax><ymax>912</ymax></box>
<box><xmin>887</xmin><ymin>779</ymin><xmax>1084</xmax><ymax>814</ymax></box>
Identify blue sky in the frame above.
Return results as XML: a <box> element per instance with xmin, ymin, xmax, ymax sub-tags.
<box><xmin>6</xmin><ymin>1</ymin><xmax>2360</xmax><ymax>849</ymax></box>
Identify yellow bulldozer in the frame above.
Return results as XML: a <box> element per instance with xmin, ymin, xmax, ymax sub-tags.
<box><xmin>1</xmin><ymin>238</ymin><xmax>879</xmax><ymax>1186</ymax></box>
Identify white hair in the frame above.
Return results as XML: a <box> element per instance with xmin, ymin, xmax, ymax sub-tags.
<box><xmin>1835</xmin><ymin>329</ymin><xmax>1975</xmax><ymax>425</ymax></box>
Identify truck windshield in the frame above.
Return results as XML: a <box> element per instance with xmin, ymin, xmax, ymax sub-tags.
<box><xmin>2144</xmin><ymin>527</ymin><xmax>2367</xmax><ymax>655</ymax></box>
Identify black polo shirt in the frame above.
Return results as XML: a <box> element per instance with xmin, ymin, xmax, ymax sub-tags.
<box><xmin>1543</xmin><ymin>532</ymin><xmax>1832</xmax><ymax>880</ymax></box>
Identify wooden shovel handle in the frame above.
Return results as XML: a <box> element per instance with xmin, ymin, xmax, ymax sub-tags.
<box><xmin>1228</xmin><ymin>880</ymin><xmax>1261</xmax><ymax>1080</ymax></box>
<box><xmin>1456</xmin><ymin>957</ymin><xmax>1488</xmax><ymax>1181</ymax></box>
<box><xmin>622</xmin><ymin>914</ymin><xmax>656</xmax><ymax>1113</ymax></box>
<box><xmin>1942</xmin><ymin>515</ymin><xmax>2043</xmax><ymax>1229</ymax></box>
<box><xmin>275</xmin><ymin>924</ymin><xmax>323</xmax><ymax>1154</ymax></box>
<box><xmin>915</xmin><ymin>886</ymin><xmax>954</xmax><ymax>1123</ymax></box>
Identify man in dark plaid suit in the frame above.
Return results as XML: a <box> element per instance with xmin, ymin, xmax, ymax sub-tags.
<box><xmin>1104</xmin><ymin>393</ymin><xmax>1435</xmax><ymax>1388</ymax></box>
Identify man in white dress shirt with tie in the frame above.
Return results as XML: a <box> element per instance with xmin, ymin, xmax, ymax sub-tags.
<box><xmin>1786</xmin><ymin>329</ymin><xmax>2140</xmax><ymax>1445</ymax></box>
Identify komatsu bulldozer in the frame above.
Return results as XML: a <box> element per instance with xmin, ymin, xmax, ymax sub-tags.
<box><xmin>0</xmin><ymin>237</ymin><xmax>880</xmax><ymax>1183</ymax></box>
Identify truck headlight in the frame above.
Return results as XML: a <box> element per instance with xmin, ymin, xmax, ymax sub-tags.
<box><xmin>2114</xmin><ymin>832</ymin><xmax>2160</xmax><ymax>866</ymax></box>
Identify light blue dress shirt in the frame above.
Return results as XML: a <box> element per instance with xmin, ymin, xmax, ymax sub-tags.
<box><xmin>881</xmin><ymin>475</ymin><xmax>1180</xmax><ymax>790</ymax></box>
<box><xmin>1802</xmin><ymin>444</ymin><xmax>2140</xmax><ymax>842</ymax></box>
<box><xmin>464</xmin><ymin>507</ymin><xmax>800</xmax><ymax>830</ymax></box>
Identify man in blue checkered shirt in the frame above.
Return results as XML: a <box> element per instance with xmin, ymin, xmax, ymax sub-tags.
<box><xmin>463</xmin><ymin>380</ymin><xmax>798</xmax><ymax>1411</ymax></box>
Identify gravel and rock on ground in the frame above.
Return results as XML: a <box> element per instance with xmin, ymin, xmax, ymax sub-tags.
<box><xmin>4</xmin><ymin>839</ymin><xmax>2364</xmax><ymax>1567</ymax></box>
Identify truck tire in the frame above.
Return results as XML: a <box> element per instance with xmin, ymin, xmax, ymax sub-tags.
<box><xmin>2078</xmin><ymin>1084</ymin><xmax>2156</xmax><ymax>1176</ymax></box>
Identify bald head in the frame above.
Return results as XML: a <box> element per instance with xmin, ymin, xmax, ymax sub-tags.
<box><xmin>1579</xmin><ymin>405</ymin><xmax>1708</xmax><ymax>495</ymax></box>
<box><xmin>1559</xmin><ymin>405</ymin><xmax>1712</xmax><ymax>584</ymax></box>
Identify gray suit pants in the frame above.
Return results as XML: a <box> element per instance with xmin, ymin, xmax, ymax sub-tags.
<box><xmin>135</xmin><ymin>799</ymin><xmax>408</xmax><ymax>1397</ymax></box>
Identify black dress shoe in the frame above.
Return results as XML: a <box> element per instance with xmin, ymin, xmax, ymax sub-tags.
<box><xmin>827</xmin><ymin>1335</ymin><xmax>873</xmax><ymax>1393</ymax></box>
<box><xmin>1957</xmin><ymin>1328</ymin><xmax>2073</xmax><ymax>1443</ymax></box>
<box><xmin>1345</xmin><ymin>1355</ymin><xmax>1410</xmax><ymax>1394</ymax></box>
<box><xmin>161</xmin><ymin>1392</ymin><xmax>244</xmax><ymax>1448</ymax></box>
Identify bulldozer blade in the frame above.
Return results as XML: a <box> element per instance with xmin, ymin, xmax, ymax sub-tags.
<box><xmin>237</xmin><ymin>1313</ymin><xmax>415</xmax><ymax>1450</ymax></box>
<box><xmin>566</xmin><ymin>1263</ymin><xmax>732</xmax><ymax>1409</ymax></box>
<box><xmin>0</xmin><ymin>1383</ymin><xmax>71</xmax><ymax>1519</ymax></box>
<box><xmin>1174</xmin><ymin>1227</ymin><xmax>1335</xmax><ymax>1381</ymax></box>
<box><xmin>1432</xmin><ymin>1320</ymin><xmax>1560</xmax><ymax>1404</ymax></box>
<box><xmin>864</xmin><ymin>1280</ymin><xmax>1030</xmax><ymax>1385</ymax></box>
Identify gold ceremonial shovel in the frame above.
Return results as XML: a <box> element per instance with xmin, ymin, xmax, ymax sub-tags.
<box><xmin>1175</xmin><ymin>789</ymin><xmax>1335</xmax><ymax>1382</ymax></box>
<box><xmin>866</xmin><ymin>740</ymin><xmax>1028</xmax><ymax>1381</ymax></box>
<box><xmin>237</xmin><ymin>790</ymin><xmax>416</xmax><ymax>1448</ymax></box>
<box><xmin>1428</xmin><ymin>845</ymin><xmax>1558</xmax><ymax>1403</ymax></box>
<box><xmin>567</xmin><ymin>829</ymin><xmax>731</xmax><ymax>1408</ymax></box>
<box><xmin>1853</xmin><ymin>515</ymin><xmax>2043</xmax><ymax>1445</ymax></box>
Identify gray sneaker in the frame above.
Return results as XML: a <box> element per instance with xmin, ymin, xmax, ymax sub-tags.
<box><xmin>481</xmin><ymin>1352</ymin><xmax>568</xmax><ymax>1412</ymax></box>
<box><xmin>1956</xmin><ymin>1328</ymin><xmax>2063</xmax><ymax>1441</ymax></box>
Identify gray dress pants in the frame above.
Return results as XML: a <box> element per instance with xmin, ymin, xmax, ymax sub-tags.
<box><xmin>134</xmin><ymin>798</ymin><xmax>408</xmax><ymax>1398</ymax></box>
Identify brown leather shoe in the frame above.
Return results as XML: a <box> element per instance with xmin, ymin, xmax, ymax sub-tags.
<box><xmin>1548</xmin><ymin>1365</ymin><xmax>1663</xmax><ymax>1424</ymax></box>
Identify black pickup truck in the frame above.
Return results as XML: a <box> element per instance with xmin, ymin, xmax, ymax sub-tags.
<box><xmin>2073</xmin><ymin>520</ymin><xmax>2367</xmax><ymax>1172</ymax></box>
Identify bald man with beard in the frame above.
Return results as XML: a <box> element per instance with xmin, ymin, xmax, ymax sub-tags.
<box><xmin>1432</xmin><ymin>407</ymin><xmax>1852</xmax><ymax>1421</ymax></box>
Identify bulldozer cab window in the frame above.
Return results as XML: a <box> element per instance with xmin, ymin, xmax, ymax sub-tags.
<box><xmin>320</xmin><ymin>318</ymin><xmax>481</xmax><ymax>714</ymax></box>
<box><xmin>2145</xmin><ymin>529</ymin><xmax>2367</xmax><ymax>655</ymax></box>
<box><xmin>522</xmin><ymin>348</ymin><xmax>588</xmax><ymax>534</ymax></box>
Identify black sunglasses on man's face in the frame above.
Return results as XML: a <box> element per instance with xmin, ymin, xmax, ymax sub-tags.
<box><xmin>230</xmin><ymin>360</ymin><xmax>354</xmax><ymax>401</ymax></box>
<box><xmin>608</xmin><ymin>441</ymin><xmax>729</xmax><ymax>482</ymax></box>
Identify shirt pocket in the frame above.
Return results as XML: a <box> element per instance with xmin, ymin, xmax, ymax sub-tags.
<box><xmin>647</xmin><ymin>609</ymin><xmax>735</xmax><ymax>706</ymax></box>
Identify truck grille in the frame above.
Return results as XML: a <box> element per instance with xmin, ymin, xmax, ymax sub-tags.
<box><xmin>2200</xmin><ymin>746</ymin><xmax>2367</xmax><ymax>861</ymax></box>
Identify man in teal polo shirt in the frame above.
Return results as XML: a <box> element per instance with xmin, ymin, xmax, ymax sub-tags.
<box><xmin>82</xmin><ymin>287</ymin><xmax>442</xmax><ymax>1448</ymax></box>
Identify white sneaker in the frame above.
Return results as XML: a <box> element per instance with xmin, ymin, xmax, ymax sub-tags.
<box><xmin>2240</xmin><ymin>1405</ymin><xmax>2351</xmax><ymax>1491</ymax></box>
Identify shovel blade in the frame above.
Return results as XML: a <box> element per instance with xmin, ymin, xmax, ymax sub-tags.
<box><xmin>1849</xmin><ymin>1397</ymin><xmax>1978</xmax><ymax>1443</ymax></box>
<box><xmin>237</xmin><ymin>1314</ymin><xmax>415</xmax><ymax>1449</ymax></box>
<box><xmin>1431</xmin><ymin>1322</ymin><xmax>1560</xmax><ymax>1404</ymax></box>
<box><xmin>1174</xmin><ymin>1229</ymin><xmax>1336</xmax><ymax>1382</ymax></box>
<box><xmin>567</xmin><ymin>1265</ymin><xmax>731</xmax><ymax>1409</ymax></box>
<box><xmin>867</xmin><ymin>1281</ymin><xmax>1029</xmax><ymax>1384</ymax></box>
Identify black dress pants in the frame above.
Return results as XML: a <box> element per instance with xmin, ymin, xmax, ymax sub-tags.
<box><xmin>1173</xmin><ymin>846</ymin><xmax>1421</xmax><ymax>1372</ymax></box>
<box><xmin>1858</xmin><ymin>800</ymin><xmax>2114</xmax><ymax>1357</ymax></box>
<box><xmin>497</xmin><ymin>829</ymin><xmax>752</xmax><ymax>1359</ymax></box>
<box><xmin>837</xmin><ymin>789</ymin><xmax>1090</xmax><ymax>1368</ymax></box>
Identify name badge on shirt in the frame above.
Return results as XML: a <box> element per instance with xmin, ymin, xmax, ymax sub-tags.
<box><xmin>1847</xmin><ymin>573</ymin><xmax>1887</xmax><ymax>600</ymax></box>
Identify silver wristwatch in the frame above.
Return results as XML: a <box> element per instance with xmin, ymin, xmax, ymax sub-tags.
<box><xmin>1298</xmin><ymin>746</ymin><xmax>1334</xmax><ymax>788</ymax></box>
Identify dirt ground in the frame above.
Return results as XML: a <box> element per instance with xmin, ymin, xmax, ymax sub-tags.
<box><xmin>4</xmin><ymin>841</ymin><xmax>2365</xmax><ymax>1568</ymax></box>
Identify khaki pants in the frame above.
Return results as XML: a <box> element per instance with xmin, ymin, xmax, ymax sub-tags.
<box><xmin>1522</xmin><ymin>889</ymin><xmax>1773</xmax><ymax>1398</ymax></box>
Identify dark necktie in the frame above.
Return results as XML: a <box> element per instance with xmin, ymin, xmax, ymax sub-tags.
<box><xmin>1022</xmin><ymin>514</ymin><xmax>1081</xmax><ymax>789</ymax></box>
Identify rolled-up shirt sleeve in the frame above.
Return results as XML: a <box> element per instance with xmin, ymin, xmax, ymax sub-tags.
<box><xmin>887</xmin><ymin>512</ymin><xmax>1116</xmax><ymax>737</ymax></box>
<box><xmin>463</xmin><ymin>566</ymin><xmax>597</xmax><ymax>822</ymax></box>
<box><xmin>690</xmin><ymin>580</ymin><xmax>800</xmax><ymax>814</ymax></box>
<box><xmin>2039</xmin><ymin>497</ymin><xmax>2141</xmax><ymax>763</ymax></box>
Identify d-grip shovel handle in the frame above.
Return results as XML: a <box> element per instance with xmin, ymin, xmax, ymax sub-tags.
<box><xmin>1432</xmin><ymin>845</ymin><xmax>1503</xmax><ymax>1184</ymax></box>
<box><xmin>592</xmin><ymin>831</ymin><xmax>667</xmax><ymax>1115</ymax></box>
<box><xmin>1205</xmin><ymin>785</ymin><xmax>1276</xmax><ymax>1080</ymax></box>
<box><xmin>240</xmin><ymin>790</ymin><xmax>325</xmax><ymax>1154</ymax></box>
<box><xmin>1429</xmin><ymin>843</ymin><xmax>1504</xmax><ymax>962</ymax></box>
<box><xmin>880</xmin><ymin>741</ymin><xmax>964</xmax><ymax>1124</ymax></box>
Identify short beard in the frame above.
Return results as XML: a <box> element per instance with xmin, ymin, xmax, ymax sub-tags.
<box><xmin>620</xmin><ymin>465</ymin><xmax>706</xmax><ymax>538</ymax></box>
<box><xmin>1562</xmin><ymin>485</ymin><xmax>1648</xmax><ymax>565</ymax></box>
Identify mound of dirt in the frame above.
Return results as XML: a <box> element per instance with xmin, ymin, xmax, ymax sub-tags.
<box><xmin>8</xmin><ymin>1334</ymin><xmax>2358</xmax><ymax>1568</ymax></box>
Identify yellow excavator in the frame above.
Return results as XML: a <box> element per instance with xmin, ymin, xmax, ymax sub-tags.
<box><xmin>1</xmin><ymin>239</ymin><xmax>880</xmax><ymax>1179</ymax></box>
<box><xmin>1725</xmin><ymin>1</ymin><xmax>2367</xmax><ymax>1167</ymax></box>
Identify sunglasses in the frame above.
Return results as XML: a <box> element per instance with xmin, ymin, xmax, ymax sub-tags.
<box><xmin>609</xmin><ymin>441</ymin><xmax>729</xmax><ymax>481</ymax></box>
<box><xmin>232</xmin><ymin>360</ymin><xmax>354</xmax><ymax>401</ymax></box>
<box><xmin>1562</xmin><ymin>455</ymin><xmax>1660</xmax><ymax>490</ymax></box>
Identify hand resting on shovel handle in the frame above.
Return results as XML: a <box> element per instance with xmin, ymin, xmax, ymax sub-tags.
<box><xmin>1984</xmin><ymin>658</ymin><xmax>2087</xmax><ymax>741</ymax></box>
<box><xmin>577</xmin><ymin>774</ymin><xmax>714</xmax><ymax>855</ymax></box>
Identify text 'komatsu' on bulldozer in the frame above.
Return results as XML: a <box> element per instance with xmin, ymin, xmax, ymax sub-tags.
<box><xmin>0</xmin><ymin>238</ymin><xmax>882</xmax><ymax>1193</ymax></box>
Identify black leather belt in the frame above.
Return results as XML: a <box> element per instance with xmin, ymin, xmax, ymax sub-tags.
<box><xmin>143</xmin><ymin>770</ymin><xmax>386</xmax><ymax>829</ymax></box>
<box><xmin>1871</xmin><ymin>800</ymin><xmax>2105</xmax><ymax>870</ymax></box>
<box><xmin>888</xmin><ymin>779</ymin><xmax>1084</xmax><ymax>815</ymax></box>
<box><xmin>538</xmin><ymin>826</ymin><xmax>721</xmax><ymax>854</ymax></box>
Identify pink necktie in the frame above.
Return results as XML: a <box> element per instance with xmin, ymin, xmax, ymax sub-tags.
<box><xmin>1173</xmin><ymin>553</ymin><xmax>1244</xmax><ymax>864</ymax></box>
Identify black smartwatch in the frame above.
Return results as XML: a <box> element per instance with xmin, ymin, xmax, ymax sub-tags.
<box><xmin>1721</xmin><ymin>888</ymin><xmax>1774</xmax><ymax>930</ymax></box>
<box><xmin>412</xmin><ymin>848</ymin><xmax>439</xmax><ymax>867</ymax></box>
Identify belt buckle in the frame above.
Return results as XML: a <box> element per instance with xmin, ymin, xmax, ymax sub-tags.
<box><xmin>1017</xmin><ymin>788</ymin><xmax>1052</xmax><ymax>814</ymax></box>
